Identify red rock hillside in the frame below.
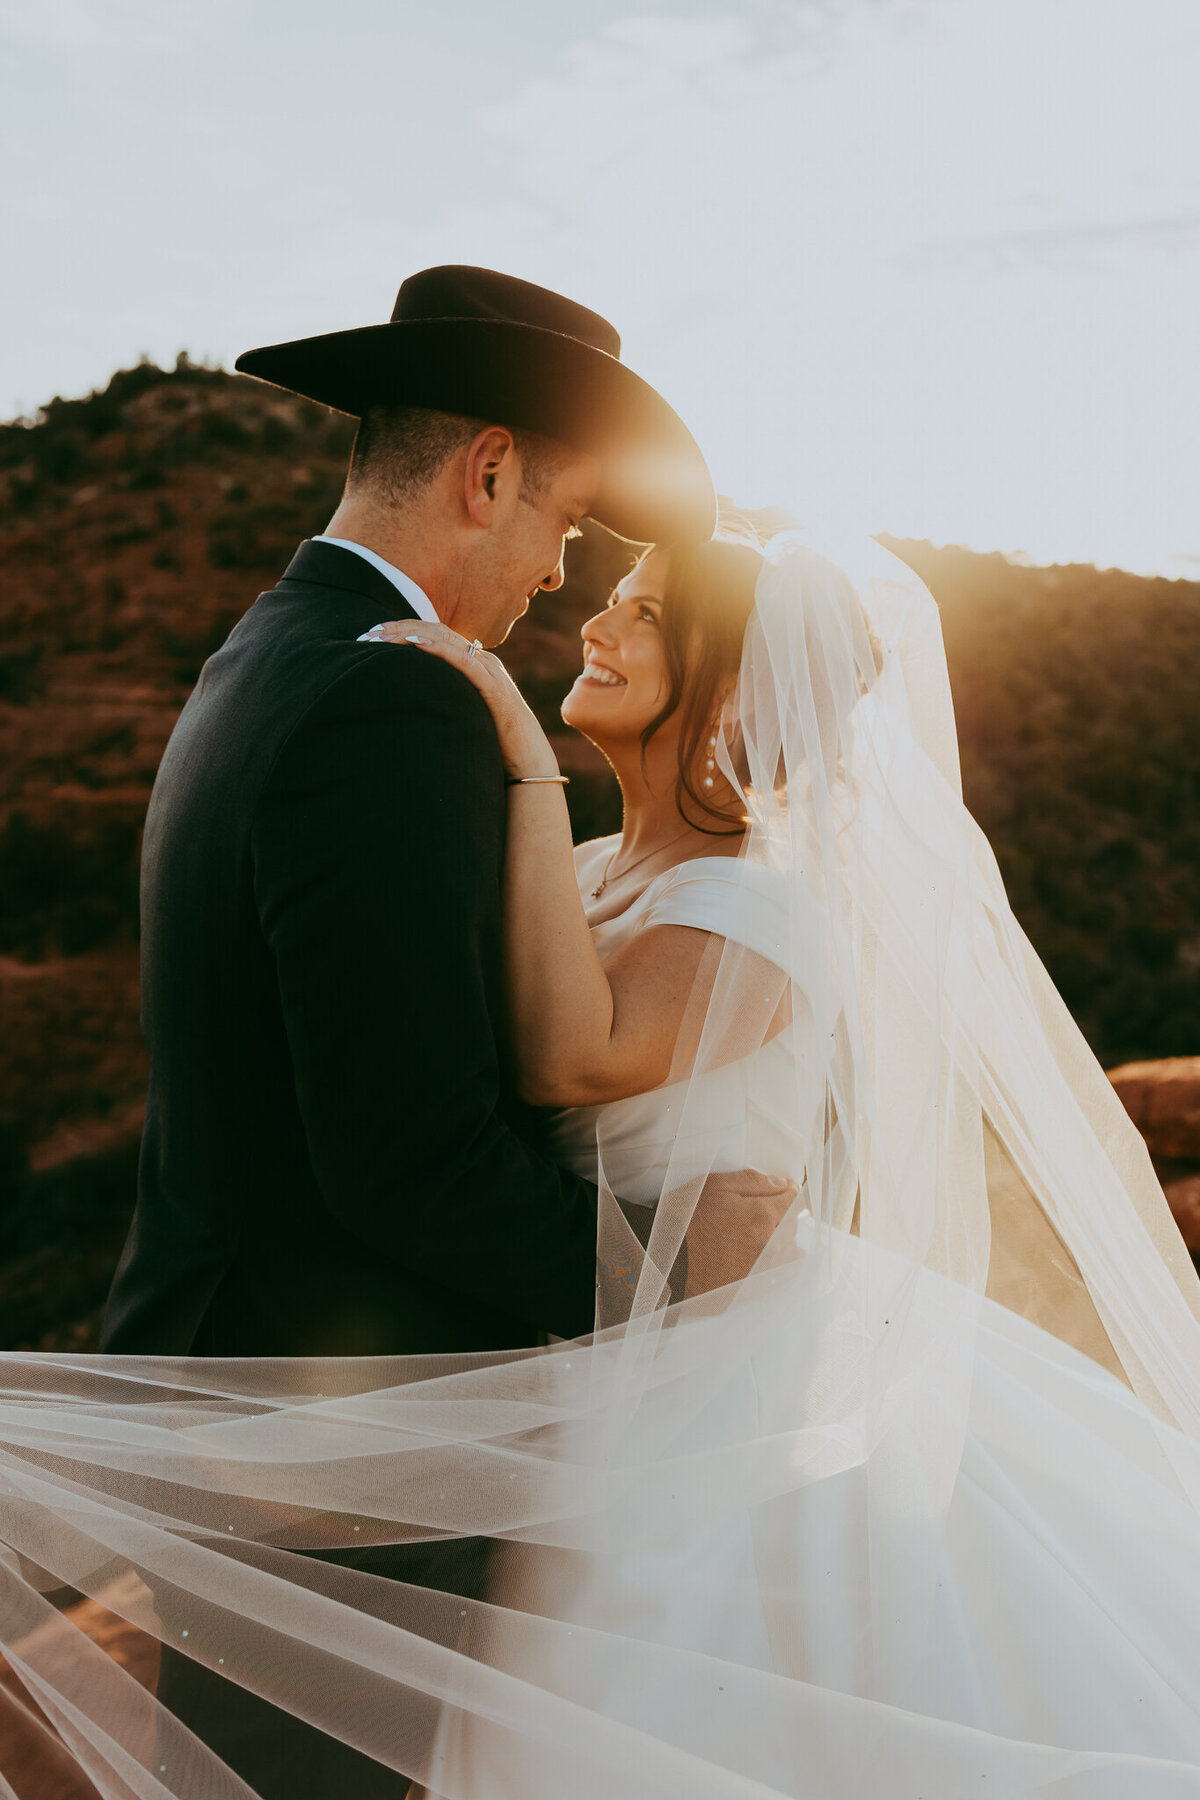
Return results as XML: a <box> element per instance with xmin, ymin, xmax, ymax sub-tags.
<box><xmin>1</xmin><ymin>356</ymin><xmax>1199</xmax><ymax>1349</ymax></box>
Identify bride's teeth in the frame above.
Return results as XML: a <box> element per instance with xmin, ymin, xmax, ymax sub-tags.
<box><xmin>586</xmin><ymin>664</ymin><xmax>625</xmax><ymax>686</ymax></box>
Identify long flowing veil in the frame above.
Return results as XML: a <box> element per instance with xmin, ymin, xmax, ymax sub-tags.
<box><xmin>3</xmin><ymin>533</ymin><xmax>1200</xmax><ymax>1797</ymax></box>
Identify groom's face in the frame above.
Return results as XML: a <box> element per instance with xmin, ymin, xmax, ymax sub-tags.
<box><xmin>465</xmin><ymin>445</ymin><xmax>599</xmax><ymax>647</ymax></box>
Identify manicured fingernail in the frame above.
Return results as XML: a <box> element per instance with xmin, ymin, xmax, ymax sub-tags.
<box><xmin>404</xmin><ymin>634</ymin><xmax>431</xmax><ymax>644</ymax></box>
<box><xmin>357</xmin><ymin>628</ymin><xmax>384</xmax><ymax>641</ymax></box>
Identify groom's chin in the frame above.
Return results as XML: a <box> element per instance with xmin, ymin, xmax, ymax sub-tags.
<box><xmin>486</xmin><ymin>599</ymin><xmax>532</xmax><ymax>649</ymax></box>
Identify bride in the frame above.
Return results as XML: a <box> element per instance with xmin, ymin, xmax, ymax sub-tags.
<box><xmin>2</xmin><ymin>521</ymin><xmax>1199</xmax><ymax>1799</ymax></box>
<box><xmin>374</xmin><ymin>518</ymin><xmax>1200</xmax><ymax>1797</ymax></box>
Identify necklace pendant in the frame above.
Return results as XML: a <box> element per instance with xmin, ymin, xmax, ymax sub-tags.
<box><xmin>591</xmin><ymin>882</ymin><xmax>606</xmax><ymax>900</ymax></box>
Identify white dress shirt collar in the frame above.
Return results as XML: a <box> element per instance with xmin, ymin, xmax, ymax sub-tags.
<box><xmin>312</xmin><ymin>536</ymin><xmax>439</xmax><ymax>625</ymax></box>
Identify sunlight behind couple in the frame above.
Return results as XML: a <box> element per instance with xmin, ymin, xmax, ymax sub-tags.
<box><xmin>5</xmin><ymin>1</ymin><xmax>1197</xmax><ymax>580</ymax></box>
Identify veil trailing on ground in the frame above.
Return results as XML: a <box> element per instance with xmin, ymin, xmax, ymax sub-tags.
<box><xmin>3</xmin><ymin>534</ymin><xmax>1200</xmax><ymax>1798</ymax></box>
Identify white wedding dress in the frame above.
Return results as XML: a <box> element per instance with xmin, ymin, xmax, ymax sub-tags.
<box><xmin>428</xmin><ymin>844</ymin><xmax>1200</xmax><ymax>1799</ymax></box>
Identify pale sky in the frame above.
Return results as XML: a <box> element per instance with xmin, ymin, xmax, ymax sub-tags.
<box><xmin>3</xmin><ymin>0</ymin><xmax>1197</xmax><ymax>575</ymax></box>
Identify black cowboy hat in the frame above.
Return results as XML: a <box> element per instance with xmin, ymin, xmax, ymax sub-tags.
<box><xmin>234</xmin><ymin>265</ymin><xmax>716</xmax><ymax>545</ymax></box>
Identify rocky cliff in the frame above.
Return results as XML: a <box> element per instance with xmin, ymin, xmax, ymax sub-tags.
<box><xmin>1107</xmin><ymin>1057</ymin><xmax>1200</xmax><ymax>1251</ymax></box>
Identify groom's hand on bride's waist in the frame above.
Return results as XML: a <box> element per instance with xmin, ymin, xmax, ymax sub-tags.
<box><xmin>683</xmin><ymin>1170</ymin><xmax>799</xmax><ymax>1299</ymax></box>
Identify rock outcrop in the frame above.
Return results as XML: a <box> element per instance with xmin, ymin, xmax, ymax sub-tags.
<box><xmin>1109</xmin><ymin>1056</ymin><xmax>1200</xmax><ymax>1252</ymax></box>
<box><xmin>1107</xmin><ymin>1057</ymin><xmax>1200</xmax><ymax>1161</ymax></box>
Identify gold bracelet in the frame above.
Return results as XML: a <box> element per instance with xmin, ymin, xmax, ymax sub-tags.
<box><xmin>504</xmin><ymin>773</ymin><xmax>570</xmax><ymax>786</ymax></box>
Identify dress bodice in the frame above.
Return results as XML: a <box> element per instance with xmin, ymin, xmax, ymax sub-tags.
<box><xmin>548</xmin><ymin>844</ymin><xmax>827</xmax><ymax>1205</ymax></box>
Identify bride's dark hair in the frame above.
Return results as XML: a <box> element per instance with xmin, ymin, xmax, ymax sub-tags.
<box><xmin>640</xmin><ymin>516</ymin><xmax>763</xmax><ymax>832</ymax></box>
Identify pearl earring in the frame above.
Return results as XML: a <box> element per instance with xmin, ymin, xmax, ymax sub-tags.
<box><xmin>703</xmin><ymin>720</ymin><xmax>719</xmax><ymax>791</ymax></box>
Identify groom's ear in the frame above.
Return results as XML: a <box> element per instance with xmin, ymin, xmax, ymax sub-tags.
<box><xmin>463</xmin><ymin>426</ymin><xmax>519</xmax><ymax>528</ymax></box>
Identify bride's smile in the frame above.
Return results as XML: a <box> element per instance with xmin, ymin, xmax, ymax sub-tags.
<box><xmin>578</xmin><ymin>658</ymin><xmax>626</xmax><ymax>687</ymax></box>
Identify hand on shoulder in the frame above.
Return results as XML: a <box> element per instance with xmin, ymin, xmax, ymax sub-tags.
<box><xmin>358</xmin><ymin>619</ymin><xmax>559</xmax><ymax>779</ymax></box>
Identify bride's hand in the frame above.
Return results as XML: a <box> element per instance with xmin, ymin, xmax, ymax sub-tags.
<box><xmin>684</xmin><ymin>1171</ymin><xmax>799</xmax><ymax>1299</ymax></box>
<box><xmin>358</xmin><ymin>620</ymin><xmax>561</xmax><ymax>781</ymax></box>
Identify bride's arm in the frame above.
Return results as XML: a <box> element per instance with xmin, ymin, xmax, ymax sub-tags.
<box><xmin>359</xmin><ymin>622</ymin><xmax>726</xmax><ymax>1106</ymax></box>
<box><xmin>500</xmin><ymin>780</ymin><xmax>719</xmax><ymax>1105</ymax></box>
<box><xmin>503</xmin><ymin>788</ymin><xmax>782</xmax><ymax>1105</ymax></box>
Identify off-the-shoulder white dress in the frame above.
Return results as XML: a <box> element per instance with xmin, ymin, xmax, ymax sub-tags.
<box><xmin>428</xmin><ymin>849</ymin><xmax>1200</xmax><ymax>1800</ymax></box>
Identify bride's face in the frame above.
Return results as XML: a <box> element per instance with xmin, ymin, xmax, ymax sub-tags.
<box><xmin>561</xmin><ymin>551</ymin><xmax>678</xmax><ymax>749</ymax></box>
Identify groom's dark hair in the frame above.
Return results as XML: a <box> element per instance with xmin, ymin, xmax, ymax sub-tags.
<box><xmin>347</xmin><ymin>404</ymin><xmax>568</xmax><ymax>506</ymax></box>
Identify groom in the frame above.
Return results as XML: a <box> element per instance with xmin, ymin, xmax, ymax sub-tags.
<box><xmin>100</xmin><ymin>266</ymin><xmax>786</xmax><ymax>1795</ymax></box>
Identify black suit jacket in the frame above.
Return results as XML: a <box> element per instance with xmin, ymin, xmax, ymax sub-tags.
<box><xmin>101</xmin><ymin>540</ymin><xmax>602</xmax><ymax>1359</ymax></box>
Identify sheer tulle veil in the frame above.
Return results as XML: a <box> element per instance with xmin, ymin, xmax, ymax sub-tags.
<box><xmin>3</xmin><ymin>532</ymin><xmax>1200</xmax><ymax>1797</ymax></box>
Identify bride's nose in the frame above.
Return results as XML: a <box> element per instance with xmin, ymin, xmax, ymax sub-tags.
<box><xmin>581</xmin><ymin>608</ymin><xmax>617</xmax><ymax>649</ymax></box>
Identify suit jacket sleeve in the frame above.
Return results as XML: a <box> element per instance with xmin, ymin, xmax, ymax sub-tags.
<box><xmin>251</xmin><ymin>644</ymin><xmax>602</xmax><ymax>1339</ymax></box>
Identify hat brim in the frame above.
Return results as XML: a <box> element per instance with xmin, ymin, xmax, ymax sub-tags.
<box><xmin>234</xmin><ymin>318</ymin><xmax>715</xmax><ymax>545</ymax></box>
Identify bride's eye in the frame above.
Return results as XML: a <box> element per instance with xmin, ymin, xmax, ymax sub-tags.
<box><xmin>638</xmin><ymin>604</ymin><xmax>660</xmax><ymax>625</ymax></box>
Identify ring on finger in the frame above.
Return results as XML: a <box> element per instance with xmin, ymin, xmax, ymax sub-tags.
<box><xmin>467</xmin><ymin>639</ymin><xmax>482</xmax><ymax>660</ymax></box>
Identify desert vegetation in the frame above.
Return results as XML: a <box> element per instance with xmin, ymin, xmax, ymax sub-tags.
<box><xmin>1</xmin><ymin>356</ymin><xmax>1198</xmax><ymax>1347</ymax></box>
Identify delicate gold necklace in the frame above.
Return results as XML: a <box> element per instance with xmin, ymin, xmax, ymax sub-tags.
<box><xmin>590</xmin><ymin>827</ymin><xmax>694</xmax><ymax>901</ymax></box>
